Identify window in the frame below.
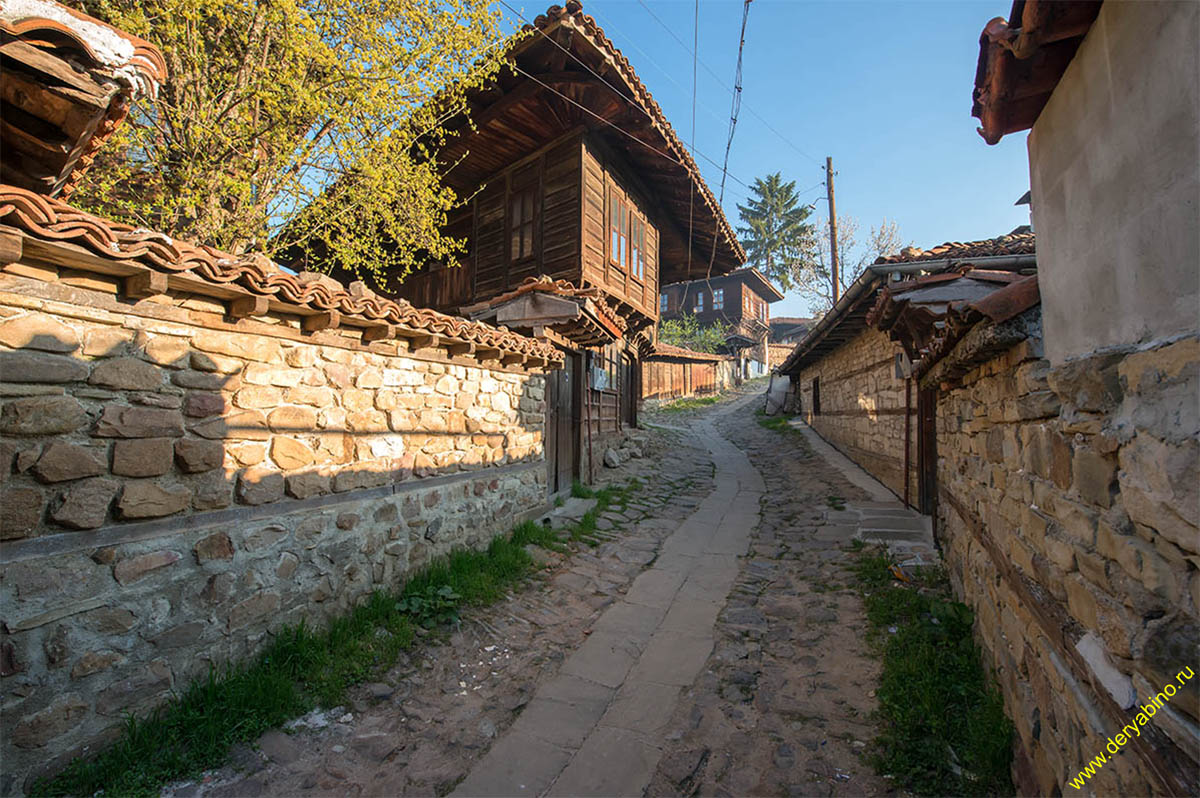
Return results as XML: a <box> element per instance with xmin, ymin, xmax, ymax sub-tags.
<box><xmin>694</xmin><ymin>292</ymin><xmax>705</xmax><ymax>313</ymax></box>
<box><xmin>609</xmin><ymin>193</ymin><xmax>628</xmax><ymax>269</ymax></box>
<box><xmin>713</xmin><ymin>288</ymin><xmax>724</xmax><ymax>310</ymax></box>
<box><xmin>509</xmin><ymin>186</ymin><xmax>536</xmax><ymax>262</ymax></box>
<box><xmin>630</xmin><ymin>215</ymin><xmax>645</xmax><ymax>280</ymax></box>
<box><xmin>591</xmin><ymin>344</ymin><xmax>618</xmax><ymax>391</ymax></box>
<box><xmin>660</xmin><ymin>293</ymin><xmax>668</xmax><ymax>313</ymax></box>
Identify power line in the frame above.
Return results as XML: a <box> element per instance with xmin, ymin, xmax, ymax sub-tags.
<box><xmin>686</xmin><ymin>0</ymin><xmax>699</xmax><ymax>281</ymax></box>
<box><xmin>634</xmin><ymin>0</ymin><xmax>823</xmax><ymax>167</ymax></box>
<box><xmin>495</xmin><ymin>0</ymin><xmax>755</xmax><ymax>199</ymax></box>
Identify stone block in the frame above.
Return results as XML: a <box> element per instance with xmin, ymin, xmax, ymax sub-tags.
<box><xmin>71</xmin><ymin>649</ymin><xmax>124</xmax><ymax>679</ymax></box>
<box><xmin>233</xmin><ymin>385</ymin><xmax>282</xmax><ymax>409</ymax></box>
<box><xmin>228</xmin><ymin>441</ymin><xmax>266</xmax><ymax>466</ymax></box>
<box><xmin>1048</xmin><ymin>353</ymin><xmax>1123</xmax><ymax>412</ymax></box>
<box><xmin>192</xmin><ymin>330</ymin><xmax>279</xmax><ymax>363</ymax></box>
<box><xmin>286</xmin><ymin>385</ymin><xmax>333</xmax><ymax>406</ymax></box>
<box><xmin>174</xmin><ymin>438</ymin><xmax>224</xmax><ymax>473</ymax></box>
<box><xmin>270</xmin><ymin>437</ymin><xmax>314</xmax><ymax>470</ymax></box>
<box><xmin>183</xmin><ymin>391</ymin><xmax>225</xmax><ymax>418</ymax></box>
<box><xmin>267</xmin><ymin>405</ymin><xmax>317</xmax><ymax>433</ymax></box>
<box><xmin>82</xmin><ymin>328</ymin><xmax>133</xmax><ymax>357</ymax></box>
<box><xmin>1118</xmin><ymin>337</ymin><xmax>1199</xmax><ymax>395</ymax></box>
<box><xmin>286</xmin><ymin>471</ymin><xmax>330</xmax><ymax>499</ymax></box>
<box><xmin>32</xmin><ymin>443</ymin><xmax>106</xmax><ymax>483</ymax></box>
<box><xmin>141</xmin><ymin>336</ymin><xmax>190</xmax><ymax>368</ymax></box>
<box><xmin>284</xmin><ymin>347</ymin><xmax>316</xmax><ymax>368</ymax></box>
<box><xmin>238</xmin><ymin>468</ymin><xmax>284</xmax><ymax>505</ymax></box>
<box><xmin>0</xmin><ymin>314</ymin><xmax>78</xmax><ymax>352</ymax></box>
<box><xmin>94</xmin><ymin>405</ymin><xmax>184</xmax><ymax>438</ymax></box>
<box><xmin>51</xmin><ymin>477</ymin><xmax>119</xmax><ymax>529</ymax></box>
<box><xmin>1072</xmin><ymin>449</ymin><xmax>1116</xmax><ymax>508</ymax></box>
<box><xmin>228</xmin><ymin>591</ymin><xmax>280</xmax><ymax>630</ymax></box>
<box><xmin>1117</xmin><ymin>433</ymin><xmax>1199</xmax><ymax>555</ymax></box>
<box><xmin>1064</xmin><ymin>574</ymin><xmax>1101</xmax><ymax>632</ymax></box>
<box><xmin>113</xmin><ymin>550</ymin><xmax>181</xmax><ymax>584</ymax></box>
<box><xmin>192</xmin><ymin>471</ymin><xmax>233</xmax><ymax>510</ymax></box>
<box><xmin>190</xmin><ymin>350</ymin><xmax>243</xmax><ymax>374</ymax></box>
<box><xmin>0</xmin><ymin>395</ymin><xmax>87</xmax><ymax>435</ymax></box>
<box><xmin>190</xmin><ymin>409</ymin><xmax>268</xmax><ymax>441</ymax></box>
<box><xmin>1</xmin><ymin>486</ymin><xmax>43</xmax><ymax>538</ymax></box>
<box><xmin>0</xmin><ymin>350</ymin><xmax>89</xmax><ymax>383</ymax></box>
<box><xmin>96</xmin><ymin>659</ymin><xmax>172</xmax><ymax>716</ymax></box>
<box><xmin>244</xmin><ymin>364</ymin><xmax>302</xmax><ymax>387</ymax></box>
<box><xmin>194</xmin><ymin>532</ymin><xmax>234</xmax><ymax>563</ymax></box>
<box><xmin>11</xmin><ymin>694</ymin><xmax>89</xmax><ymax>748</ymax></box>
<box><xmin>117</xmin><ymin>481</ymin><xmax>190</xmax><ymax>519</ymax></box>
<box><xmin>89</xmin><ymin>357</ymin><xmax>163</xmax><ymax>391</ymax></box>
<box><xmin>111</xmin><ymin>438</ymin><xmax>174</xmax><ymax>477</ymax></box>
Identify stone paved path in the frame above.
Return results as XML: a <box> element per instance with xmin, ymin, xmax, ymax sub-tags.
<box><xmin>453</xmin><ymin>408</ymin><xmax>765</xmax><ymax>797</ymax></box>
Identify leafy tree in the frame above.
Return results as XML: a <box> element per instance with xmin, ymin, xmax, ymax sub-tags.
<box><xmin>795</xmin><ymin>216</ymin><xmax>906</xmax><ymax>312</ymax></box>
<box><xmin>658</xmin><ymin>314</ymin><xmax>728</xmax><ymax>354</ymax></box>
<box><xmin>736</xmin><ymin>173</ymin><xmax>816</xmax><ymax>291</ymax></box>
<box><xmin>73</xmin><ymin>0</ymin><xmax>508</xmax><ymax>288</ymax></box>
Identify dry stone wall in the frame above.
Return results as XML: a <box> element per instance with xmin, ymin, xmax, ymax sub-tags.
<box><xmin>933</xmin><ymin>331</ymin><xmax>1199</xmax><ymax>795</ymax></box>
<box><xmin>792</xmin><ymin>328</ymin><xmax>916</xmax><ymax>502</ymax></box>
<box><xmin>0</xmin><ymin>269</ymin><xmax>549</xmax><ymax>791</ymax></box>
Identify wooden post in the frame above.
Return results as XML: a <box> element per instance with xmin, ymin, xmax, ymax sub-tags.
<box><xmin>826</xmin><ymin>156</ymin><xmax>840</xmax><ymax>304</ymax></box>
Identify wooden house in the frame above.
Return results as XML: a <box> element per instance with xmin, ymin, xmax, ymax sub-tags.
<box><xmin>379</xmin><ymin>1</ymin><xmax>745</xmax><ymax>490</ymax></box>
<box><xmin>660</xmin><ymin>266</ymin><xmax>782</xmax><ymax>378</ymax></box>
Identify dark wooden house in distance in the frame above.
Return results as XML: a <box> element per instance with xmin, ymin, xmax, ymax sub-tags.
<box><xmin>375</xmin><ymin>1</ymin><xmax>745</xmax><ymax>490</ymax></box>
<box><xmin>659</xmin><ymin>267</ymin><xmax>783</xmax><ymax>377</ymax></box>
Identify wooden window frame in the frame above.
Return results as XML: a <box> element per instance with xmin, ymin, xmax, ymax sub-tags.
<box><xmin>660</xmin><ymin>292</ymin><xmax>668</xmax><ymax>313</ymax></box>
<box><xmin>509</xmin><ymin>184</ymin><xmax>537</xmax><ymax>264</ymax></box>
<box><xmin>608</xmin><ymin>189</ymin><xmax>629</xmax><ymax>272</ymax></box>
<box><xmin>693</xmin><ymin>291</ymin><xmax>705</xmax><ymax>313</ymax></box>
<box><xmin>629</xmin><ymin>213</ymin><xmax>645</xmax><ymax>282</ymax></box>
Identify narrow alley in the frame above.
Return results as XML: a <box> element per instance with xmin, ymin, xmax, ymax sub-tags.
<box><xmin>172</xmin><ymin>387</ymin><xmax>932</xmax><ymax>797</ymax></box>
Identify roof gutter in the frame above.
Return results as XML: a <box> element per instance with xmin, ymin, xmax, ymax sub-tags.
<box><xmin>777</xmin><ymin>269</ymin><xmax>882</xmax><ymax>375</ymax></box>
<box><xmin>867</xmin><ymin>253</ymin><xmax>1037</xmax><ymax>276</ymax></box>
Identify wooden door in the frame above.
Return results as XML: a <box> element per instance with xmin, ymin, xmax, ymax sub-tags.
<box><xmin>917</xmin><ymin>387</ymin><xmax>937</xmax><ymax>515</ymax></box>
<box><xmin>546</xmin><ymin>354</ymin><xmax>579</xmax><ymax>495</ymax></box>
<box><xmin>620</xmin><ymin>354</ymin><xmax>637</xmax><ymax>429</ymax></box>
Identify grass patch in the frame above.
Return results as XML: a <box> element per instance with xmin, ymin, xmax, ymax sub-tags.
<box><xmin>826</xmin><ymin>494</ymin><xmax>846</xmax><ymax>511</ymax></box>
<box><xmin>849</xmin><ymin>548</ymin><xmax>1013</xmax><ymax>796</ymax></box>
<box><xmin>660</xmin><ymin>395</ymin><xmax>720</xmax><ymax>412</ymax></box>
<box><xmin>34</xmin><ymin>522</ymin><xmax>562</xmax><ymax>797</ymax></box>
<box><xmin>570</xmin><ymin>479</ymin><xmax>595</xmax><ymax>499</ymax></box>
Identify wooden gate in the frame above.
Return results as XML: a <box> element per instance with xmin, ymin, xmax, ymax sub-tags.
<box><xmin>546</xmin><ymin>353</ymin><xmax>580</xmax><ymax>495</ymax></box>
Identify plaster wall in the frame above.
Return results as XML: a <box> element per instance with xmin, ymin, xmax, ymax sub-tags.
<box><xmin>1028</xmin><ymin>0</ymin><xmax>1200</xmax><ymax>364</ymax></box>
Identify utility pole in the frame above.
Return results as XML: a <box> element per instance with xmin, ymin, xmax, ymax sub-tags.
<box><xmin>826</xmin><ymin>156</ymin><xmax>840</xmax><ymax>304</ymax></box>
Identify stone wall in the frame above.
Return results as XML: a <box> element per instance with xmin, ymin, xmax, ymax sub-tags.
<box><xmin>933</xmin><ymin>328</ymin><xmax>1199</xmax><ymax>795</ymax></box>
<box><xmin>0</xmin><ymin>269</ymin><xmax>549</xmax><ymax>791</ymax></box>
<box><xmin>791</xmin><ymin>328</ymin><xmax>916</xmax><ymax>503</ymax></box>
<box><xmin>766</xmin><ymin>343</ymin><xmax>793</xmax><ymax>371</ymax></box>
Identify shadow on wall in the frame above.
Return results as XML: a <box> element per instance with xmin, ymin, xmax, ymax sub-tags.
<box><xmin>0</xmin><ymin>309</ymin><xmax>549</xmax><ymax>790</ymax></box>
<box><xmin>0</xmin><ymin>316</ymin><xmax>547</xmax><ymax>540</ymax></box>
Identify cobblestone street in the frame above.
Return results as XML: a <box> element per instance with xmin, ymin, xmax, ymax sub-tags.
<box><xmin>161</xmin><ymin>387</ymin><xmax>942</xmax><ymax>797</ymax></box>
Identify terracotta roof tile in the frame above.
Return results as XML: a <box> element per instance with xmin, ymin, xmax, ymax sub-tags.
<box><xmin>649</xmin><ymin>342</ymin><xmax>727</xmax><ymax>362</ymax></box>
<box><xmin>875</xmin><ymin>230</ymin><xmax>1035</xmax><ymax>265</ymax></box>
<box><xmin>0</xmin><ymin>186</ymin><xmax>562</xmax><ymax>365</ymax></box>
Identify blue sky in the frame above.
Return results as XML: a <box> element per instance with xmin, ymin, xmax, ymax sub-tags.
<box><xmin>506</xmin><ymin>0</ymin><xmax>1032</xmax><ymax>317</ymax></box>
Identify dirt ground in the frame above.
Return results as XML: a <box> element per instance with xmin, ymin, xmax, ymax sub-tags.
<box><xmin>166</xmin><ymin>387</ymin><xmax>896</xmax><ymax>798</ymax></box>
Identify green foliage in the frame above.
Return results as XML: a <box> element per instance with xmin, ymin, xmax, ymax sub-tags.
<box><xmin>570</xmin><ymin>480</ymin><xmax>595</xmax><ymax>499</ymax></box>
<box><xmin>74</xmin><ymin>0</ymin><xmax>510</xmax><ymax>290</ymax></box>
<box><xmin>657</xmin><ymin>314</ymin><xmax>729</xmax><ymax>354</ymax></box>
<box><xmin>661</xmin><ymin>395</ymin><xmax>720</xmax><ymax>412</ymax></box>
<box><xmin>736</xmin><ymin>172</ymin><xmax>816</xmax><ymax>292</ymax></box>
<box><xmin>396</xmin><ymin>585</ymin><xmax>461</xmax><ymax>628</ymax></box>
<box><xmin>849</xmin><ymin>549</ymin><xmax>1014</xmax><ymax>796</ymax></box>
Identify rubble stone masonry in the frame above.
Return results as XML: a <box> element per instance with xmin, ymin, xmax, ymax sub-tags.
<box><xmin>933</xmin><ymin>331</ymin><xmax>1199</xmax><ymax>795</ymax></box>
<box><xmin>792</xmin><ymin>328</ymin><xmax>917</xmax><ymax>503</ymax></box>
<box><xmin>0</xmin><ymin>269</ymin><xmax>548</xmax><ymax>789</ymax></box>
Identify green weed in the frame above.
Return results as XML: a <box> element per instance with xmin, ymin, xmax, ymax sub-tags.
<box><xmin>661</xmin><ymin>395</ymin><xmax>720</xmax><ymax>412</ymax></box>
<box><xmin>570</xmin><ymin>480</ymin><xmax>595</xmax><ymax>499</ymax></box>
<box><xmin>34</xmin><ymin>522</ymin><xmax>556</xmax><ymax>798</ymax></box>
<box><xmin>850</xmin><ymin>548</ymin><xmax>1014</xmax><ymax>796</ymax></box>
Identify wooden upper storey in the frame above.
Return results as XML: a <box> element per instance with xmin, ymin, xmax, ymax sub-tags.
<box><xmin>660</xmin><ymin>267</ymin><xmax>784</xmax><ymax>329</ymax></box>
<box><xmin>392</xmin><ymin>1</ymin><xmax>743</xmax><ymax>332</ymax></box>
